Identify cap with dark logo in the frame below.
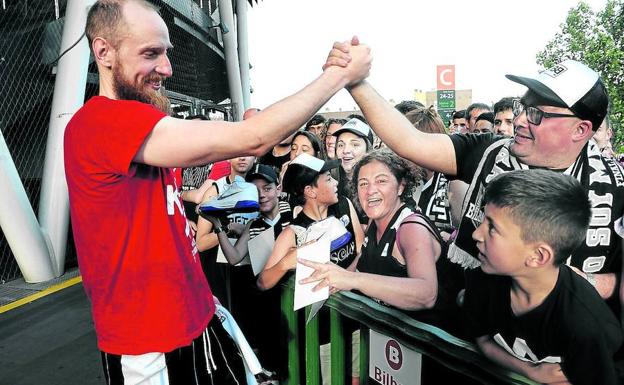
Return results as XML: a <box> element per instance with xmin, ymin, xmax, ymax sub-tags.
<box><xmin>505</xmin><ymin>59</ymin><xmax>608</xmax><ymax>130</ymax></box>
<box><xmin>333</xmin><ymin>118</ymin><xmax>375</xmax><ymax>144</ymax></box>
<box><xmin>245</xmin><ymin>164</ymin><xmax>278</xmax><ymax>184</ymax></box>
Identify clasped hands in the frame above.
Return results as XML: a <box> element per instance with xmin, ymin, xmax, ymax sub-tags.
<box><xmin>323</xmin><ymin>36</ymin><xmax>372</xmax><ymax>88</ymax></box>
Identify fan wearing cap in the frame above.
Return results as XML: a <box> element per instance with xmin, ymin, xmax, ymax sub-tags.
<box><xmin>257</xmin><ymin>153</ymin><xmax>364</xmax><ymax>291</ymax></box>
<box><xmin>201</xmin><ymin>163</ymin><xmax>292</xmax><ymax>379</ymax></box>
<box><xmin>334</xmin><ymin>118</ymin><xmax>375</xmax><ymax>224</ymax></box>
<box><xmin>328</xmin><ymin>50</ymin><xmax>623</xmax><ymax>312</ymax></box>
<box><xmin>258</xmin><ymin>153</ymin><xmax>364</xmax><ymax>385</ymax></box>
<box><xmin>335</xmin><ymin>118</ymin><xmax>374</xmax><ymax>179</ymax></box>
<box><xmin>202</xmin><ymin>164</ymin><xmax>292</xmax><ymax>265</ymax></box>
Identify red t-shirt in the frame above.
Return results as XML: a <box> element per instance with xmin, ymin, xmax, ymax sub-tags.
<box><xmin>173</xmin><ymin>167</ymin><xmax>183</xmax><ymax>187</ymax></box>
<box><xmin>207</xmin><ymin>160</ymin><xmax>231</xmax><ymax>180</ymax></box>
<box><xmin>64</xmin><ymin>96</ymin><xmax>215</xmax><ymax>354</ymax></box>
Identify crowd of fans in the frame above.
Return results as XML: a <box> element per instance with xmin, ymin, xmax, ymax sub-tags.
<box><xmin>182</xmin><ymin>92</ymin><xmax>624</xmax><ymax>384</ymax></box>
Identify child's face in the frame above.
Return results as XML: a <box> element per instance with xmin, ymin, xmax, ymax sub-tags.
<box><xmin>310</xmin><ymin>171</ymin><xmax>339</xmax><ymax>206</ymax></box>
<box><xmin>252</xmin><ymin>179</ymin><xmax>280</xmax><ymax>215</ymax></box>
<box><xmin>472</xmin><ymin>204</ymin><xmax>534</xmax><ymax>275</ymax></box>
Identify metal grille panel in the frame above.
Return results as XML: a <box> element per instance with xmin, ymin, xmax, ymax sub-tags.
<box><xmin>0</xmin><ymin>0</ymin><xmax>229</xmax><ymax>284</ymax></box>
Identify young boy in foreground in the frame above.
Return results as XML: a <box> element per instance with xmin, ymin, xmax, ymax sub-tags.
<box><xmin>464</xmin><ymin>169</ymin><xmax>622</xmax><ymax>384</ymax></box>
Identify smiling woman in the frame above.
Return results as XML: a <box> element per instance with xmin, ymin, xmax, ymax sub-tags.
<box><xmin>299</xmin><ymin>149</ymin><xmax>463</xmax><ymax>331</ymax></box>
<box><xmin>335</xmin><ymin>119</ymin><xmax>373</xmax><ymax>175</ymax></box>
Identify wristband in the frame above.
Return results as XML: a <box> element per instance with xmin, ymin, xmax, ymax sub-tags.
<box><xmin>214</xmin><ymin>225</ymin><xmax>227</xmax><ymax>234</ymax></box>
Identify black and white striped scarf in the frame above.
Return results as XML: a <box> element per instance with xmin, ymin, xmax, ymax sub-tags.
<box><xmin>449</xmin><ymin>139</ymin><xmax>624</xmax><ymax>275</ymax></box>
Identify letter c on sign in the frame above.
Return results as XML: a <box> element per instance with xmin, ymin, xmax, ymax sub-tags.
<box><xmin>385</xmin><ymin>340</ymin><xmax>403</xmax><ymax>370</ymax></box>
<box><xmin>440</xmin><ymin>69</ymin><xmax>453</xmax><ymax>87</ymax></box>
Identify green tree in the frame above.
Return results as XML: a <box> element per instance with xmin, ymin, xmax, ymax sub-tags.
<box><xmin>537</xmin><ymin>0</ymin><xmax>624</xmax><ymax>152</ymax></box>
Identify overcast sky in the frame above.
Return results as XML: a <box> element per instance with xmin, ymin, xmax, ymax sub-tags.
<box><xmin>246</xmin><ymin>0</ymin><xmax>607</xmax><ymax>111</ymax></box>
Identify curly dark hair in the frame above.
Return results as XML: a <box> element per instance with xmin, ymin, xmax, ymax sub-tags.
<box><xmin>350</xmin><ymin>149</ymin><xmax>421</xmax><ymax>213</ymax></box>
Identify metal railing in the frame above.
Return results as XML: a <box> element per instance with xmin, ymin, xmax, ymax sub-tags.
<box><xmin>279</xmin><ymin>277</ymin><xmax>538</xmax><ymax>385</ymax></box>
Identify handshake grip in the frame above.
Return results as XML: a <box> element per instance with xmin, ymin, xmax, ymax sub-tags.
<box><xmin>323</xmin><ymin>37</ymin><xmax>372</xmax><ymax>87</ymax></box>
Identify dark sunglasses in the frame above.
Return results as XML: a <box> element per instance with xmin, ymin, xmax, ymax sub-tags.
<box><xmin>512</xmin><ymin>99</ymin><xmax>576</xmax><ymax>126</ymax></box>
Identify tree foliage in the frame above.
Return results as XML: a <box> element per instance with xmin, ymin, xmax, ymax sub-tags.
<box><xmin>537</xmin><ymin>0</ymin><xmax>624</xmax><ymax>151</ymax></box>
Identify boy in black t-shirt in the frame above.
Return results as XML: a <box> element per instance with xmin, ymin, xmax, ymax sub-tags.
<box><xmin>464</xmin><ymin>169</ymin><xmax>622</xmax><ymax>385</ymax></box>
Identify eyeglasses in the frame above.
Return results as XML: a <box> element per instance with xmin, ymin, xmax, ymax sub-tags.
<box><xmin>512</xmin><ymin>99</ymin><xmax>577</xmax><ymax>126</ymax></box>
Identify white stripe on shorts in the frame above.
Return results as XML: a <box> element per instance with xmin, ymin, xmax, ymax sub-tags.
<box><xmin>120</xmin><ymin>352</ymin><xmax>170</xmax><ymax>385</ymax></box>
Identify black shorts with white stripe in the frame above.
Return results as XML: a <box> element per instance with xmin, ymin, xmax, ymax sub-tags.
<box><xmin>101</xmin><ymin>317</ymin><xmax>247</xmax><ymax>385</ymax></box>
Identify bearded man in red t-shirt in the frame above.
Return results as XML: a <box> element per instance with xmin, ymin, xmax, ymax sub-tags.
<box><xmin>63</xmin><ymin>0</ymin><xmax>371</xmax><ymax>383</ymax></box>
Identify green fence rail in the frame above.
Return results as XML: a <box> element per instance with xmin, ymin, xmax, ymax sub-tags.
<box><xmin>279</xmin><ymin>277</ymin><xmax>538</xmax><ymax>385</ymax></box>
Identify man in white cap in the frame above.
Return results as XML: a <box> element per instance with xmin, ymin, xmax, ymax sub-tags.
<box><xmin>327</xmin><ymin>44</ymin><xmax>623</xmax><ymax>314</ymax></box>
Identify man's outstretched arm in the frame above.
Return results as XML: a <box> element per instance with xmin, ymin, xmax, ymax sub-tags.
<box><xmin>135</xmin><ymin>42</ymin><xmax>372</xmax><ymax>168</ymax></box>
<box><xmin>348</xmin><ymin>81</ymin><xmax>457</xmax><ymax>175</ymax></box>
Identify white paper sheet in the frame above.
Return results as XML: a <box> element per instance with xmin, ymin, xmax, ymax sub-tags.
<box><xmin>248</xmin><ymin>226</ymin><xmax>275</xmax><ymax>275</ymax></box>
<box><xmin>217</xmin><ymin>237</ymin><xmax>250</xmax><ymax>266</ymax></box>
<box><xmin>294</xmin><ymin>237</ymin><xmax>331</xmax><ymax>311</ymax></box>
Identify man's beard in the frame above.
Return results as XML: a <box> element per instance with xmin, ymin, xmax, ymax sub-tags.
<box><xmin>112</xmin><ymin>65</ymin><xmax>172</xmax><ymax>115</ymax></box>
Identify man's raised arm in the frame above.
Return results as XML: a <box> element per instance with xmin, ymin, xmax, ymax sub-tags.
<box><xmin>135</xmin><ymin>42</ymin><xmax>372</xmax><ymax>168</ymax></box>
<box><xmin>348</xmin><ymin>81</ymin><xmax>457</xmax><ymax>175</ymax></box>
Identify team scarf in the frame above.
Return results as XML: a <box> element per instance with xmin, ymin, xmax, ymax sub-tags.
<box><xmin>448</xmin><ymin>138</ymin><xmax>624</xmax><ymax>274</ymax></box>
<box><xmin>421</xmin><ymin>172</ymin><xmax>454</xmax><ymax>233</ymax></box>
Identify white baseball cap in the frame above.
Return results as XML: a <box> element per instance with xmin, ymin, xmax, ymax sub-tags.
<box><xmin>333</xmin><ymin>118</ymin><xmax>374</xmax><ymax>144</ymax></box>
<box><xmin>506</xmin><ymin>60</ymin><xmax>608</xmax><ymax>129</ymax></box>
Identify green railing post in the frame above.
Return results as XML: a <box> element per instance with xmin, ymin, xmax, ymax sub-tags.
<box><xmin>305</xmin><ymin>306</ymin><xmax>320</xmax><ymax>385</ymax></box>
<box><xmin>281</xmin><ymin>278</ymin><xmax>538</xmax><ymax>385</ymax></box>
<box><xmin>281</xmin><ymin>283</ymin><xmax>299</xmax><ymax>385</ymax></box>
<box><xmin>329</xmin><ymin>307</ymin><xmax>346</xmax><ymax>385</ymax></box>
